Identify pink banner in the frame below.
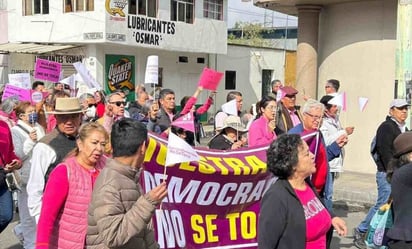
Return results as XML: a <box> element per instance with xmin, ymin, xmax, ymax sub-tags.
<box><xmin>142</xmin><ymin>133</ymin><xmax>273</xmax><ymax>249</ymax></box>
<box><xmin>2</xmin><ymin>84</ymin><xmax>48</xmax><ymax>104</ymax></box>
<box><xmin>198</xmin><ymin>67</ymin><xmax>223</xmax><ymax>91</ymax></box>
<box><xmin>34</xmin><ymin>58</ymin><xmax>62</xmax><ymax>82</ymax></box>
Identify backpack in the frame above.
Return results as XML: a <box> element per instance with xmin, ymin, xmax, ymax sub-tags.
<box><xmin>370</xmin><ymin>136</ymin><xmax>380</xmax><ymax>166</ymax></box>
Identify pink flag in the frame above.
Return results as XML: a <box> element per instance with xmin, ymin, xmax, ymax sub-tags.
<box><xmin>198</xmin><ymin>67</ymin><xmax>223</xmax><ymax>91</ymax></box>
<box><xmin>171</xmin><ymin>112</ymin><xmax>195</xmax><ymax>133</ymax></box>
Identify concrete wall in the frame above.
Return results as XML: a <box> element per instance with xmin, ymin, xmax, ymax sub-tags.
<box><xmin>317</xmin><ymin>0</ymin><xmax>397</xmax><ymax>173</ymax></box>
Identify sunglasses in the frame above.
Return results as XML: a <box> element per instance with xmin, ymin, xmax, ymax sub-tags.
<box><xmin>88</xmin><ymin>103</ymin><xmax>97</xmax><ymax>108</ymax></box>
<box><xmin>110</xmin><ymin>101</ymin><xmax>126</xmax><ymax>107</ymax></box>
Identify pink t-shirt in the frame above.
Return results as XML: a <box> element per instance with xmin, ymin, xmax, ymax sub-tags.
<box><xmin>295</xmin><ymin>184</ymin><xmax>332</xmax><ymax>249</ymax></box>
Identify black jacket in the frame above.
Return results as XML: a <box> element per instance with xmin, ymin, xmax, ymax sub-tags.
<box><xmin>258</xmin><ymin>178</ymin><xmax>334</xmax><ymax>249</ymax></box>
<box><xmin>376</xmin><ymin>116</ymin><xmax>405</xmax><ymax>172</ymax></box>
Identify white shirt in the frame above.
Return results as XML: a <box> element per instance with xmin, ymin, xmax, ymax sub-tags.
<box><xmin>27</xmin><ymin>142</ymin><xmax>56</xmax><ymax>223</ymax></box>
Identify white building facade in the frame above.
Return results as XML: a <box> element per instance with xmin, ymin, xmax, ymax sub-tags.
<box><xmin>2</xmin><ymin>0</ymin><xmax>228</xmax><ymax>104</ymax></box>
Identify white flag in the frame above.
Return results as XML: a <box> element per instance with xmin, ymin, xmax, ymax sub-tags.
<box><xmin>221</xmin><ymin>99</ymin><xmax>238</xmax><ymax>116</ymax></box>
<box><xmin>358</xmin><ymin>97</ymin><xmax>368</xmax><ymax>112</ymax></box>
<box><xmin>60</xmin><ymin>74</ymin><xmax>76</xmax><ymax>90</ymax></box>
<box><xmin>165</xmin><ymin>132</ymin><xmax>200</xmax><ymax>166</ymax></box>
<box><xmin>328</xmin><ymin>92</ymin><xmax>347</xmax><ymax>111</ymax></box>
<box><xmin>73</xmin><ymin>62</ymin><xmax>101</xmax><ymax>90</ymax></box>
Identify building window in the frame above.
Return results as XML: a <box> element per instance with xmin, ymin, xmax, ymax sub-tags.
<box><xmin>225</xmin><ymin>71</ymin><xmax>236</xmax><ymax>90</ymax></box>
<box><xmin>24</xmin><ymin>0</ymin><xmax>49</xmax><ymax>15</ymax></box>
<box><xmin>203</xmin><ymin>0</ymin><xmax>222</xmax><ymax>20</ymax></box>
<box><xmin>128</xmin><ymin>0</ymin><xmax>157</xmax><ymax>17</ymax></box>
<box><xmin>171</xmin><ymin>0</ymin><xmax>194</xmax><ymax>24</ymax></box>
<box><xmin>64</xmin><ymin>0</ymin><xmax>94</xmax><ymax>13</ymax></box>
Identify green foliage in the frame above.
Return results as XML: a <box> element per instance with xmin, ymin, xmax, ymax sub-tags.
<box><xmin>228</xmin><ymin>21</ymin><xmax>272</xmax><ymax>47</ymax></box>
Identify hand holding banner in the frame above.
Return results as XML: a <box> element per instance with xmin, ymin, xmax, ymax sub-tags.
<box><xmin>198</xmin><ymin>67</ymin><xmax>223</xmax><ymax>91</ymax></box>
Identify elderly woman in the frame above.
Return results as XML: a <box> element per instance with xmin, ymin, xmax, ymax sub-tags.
<box><xmin>0</xmin><ymin>96</ymin><xmax>19</xmax><ymax>128</ymax></box>
<box><xmin>36</xmin><ymin>123</ymin><xmax>108</xmax><ymax>248</ymax></box>
<box><xmin>258</xmin><ymin>134</ymin><xmax>347</xmax><ymax>249</ymax></box>
<box><xmin>11</xmin><ymin>101</ymin><xmax>46</xmax><ymax>248</ymax></box>
<box><xmin>208</xmin><ymin>115</ymin><xmax>248</xmax><ymax>150</ymax></box>
<box><xmin>385</xmin><ymin>132</ymin><xmax>412</xmax><ymax>248</ymax></box>
<box><xmin>248</xmin><ymin>95</ymin><xmax>283</xmax><ymax>147</ymax></box>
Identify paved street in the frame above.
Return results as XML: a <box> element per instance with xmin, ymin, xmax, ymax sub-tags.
<box><xmin>0</xmin><ymin>206</ymin><xmax>366</xmax><ymax>249</ymax></box>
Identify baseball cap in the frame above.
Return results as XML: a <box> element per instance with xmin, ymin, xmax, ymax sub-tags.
<box><xmin>389</xmin><ymin>99</ymin><xmax>410</xmax><ymax>109</ymax></box>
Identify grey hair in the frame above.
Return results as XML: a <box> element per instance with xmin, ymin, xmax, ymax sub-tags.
<box><xmin>105</xmin><ymin>92</ymin><xmax>123</xmax><ymax>103</ymax></box>
<box><xmin>1</xmin><ymin>96</ymin><xmax>19</xmax><ymax>114</ymax></box>
<box><xmin>301</xmin><ymin>99</ymin><xmax>325</xmax><ymax>114</ymax></box>
<box><xmin>79</xmin><ymin>93</ymin><xmax>94</xmax><ymax>102</ymax></box>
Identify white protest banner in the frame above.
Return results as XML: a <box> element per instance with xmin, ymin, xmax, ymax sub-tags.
<box><xmin>8</xmin><ymin>73</ymin><xmax>31</xmax><ymax>89</ymax></box>
<box><xmin>144</xmin><ymin>55</ymin><xmax>159</xmax><ymax>85</ymax></box>
<box><xmin>221</xmin><ymin>99</ymin><xmax>238</xmax><ymax>116</ymax></box>
<box><xmin>73</xmin><ymin>62</ymin><xmax>101</xmax><ymax>90</ymax></box>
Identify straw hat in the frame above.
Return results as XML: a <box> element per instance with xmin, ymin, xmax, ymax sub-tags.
<box><xmin>217</xmin><ymin>115</ymin><xmax>248</xmax><ymax>133</ymax></box>
<box><xmin>48</xmin><ymin>97</ymin><xmax>83</xmax><ymax>115</ymax></box>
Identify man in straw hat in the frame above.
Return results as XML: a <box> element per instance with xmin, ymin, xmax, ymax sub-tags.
<box><xmin>27</xmin><ymin>97</ymin><xmax>83</xmax><ymax>223</ymax></box>
<box><xmin>208</xmin><ymin>115</ymin><xmax>248</xmax><ymax>150</ymax></box>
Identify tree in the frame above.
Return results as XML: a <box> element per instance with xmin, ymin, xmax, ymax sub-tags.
<box><xmin>228</xmin><ymin>21</ymin><xmax>272</xmax><ymax>47</ymax></box>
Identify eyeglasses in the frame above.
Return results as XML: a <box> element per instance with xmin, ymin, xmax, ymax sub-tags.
<box><xmin>88</xmin><ymin>104</ymin><xmax>97</xmax><ymax>108</ymax></box>
<box><xmin>304</xmin><ymin>112</ymin><xmax>322</xmax><ymax>120</ymax></box>
<box><xmin>285</xmin><ymin>95</ymin><xmax>296</xmax><ymax>99</ymax></box>
<box><xmin>110</xmin><ymin>101</ymin><xmax>126</xmax><ymax>107</ymax></box>
<box><xmin>325</xmin><ymin>85</ymin><xmax>331</xmax><ymax>89</ymax></box>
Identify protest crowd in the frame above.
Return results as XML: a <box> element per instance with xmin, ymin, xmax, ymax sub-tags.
<box><xmin>0</xmin><ymin>69</ymin><xmax>411</xmax><ymax>249</ymax></box>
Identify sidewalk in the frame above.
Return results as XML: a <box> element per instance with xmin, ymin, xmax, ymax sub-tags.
<box><xmin>333</xmin><ymin>171</ymin><xmax>377</xmax><ymax>210</ymax></box>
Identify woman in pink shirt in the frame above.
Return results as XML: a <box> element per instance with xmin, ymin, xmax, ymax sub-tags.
<box><xmin>248</xmin><ymin>96</ymin><xmax>283</xmax><ymax>147</ymax></box>
<box><xmin>258</xmin><ymin>134</ymin><xmax>347</xmax><ymax>249</ymax></box>
<box><xmin>36</xmin><ymin>122</ymin><xmax>108</xmax><ymax>248</ymax></box>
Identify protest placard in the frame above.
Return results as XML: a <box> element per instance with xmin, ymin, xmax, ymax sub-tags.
<box><xmin>34</xmin><ymin>58</ymin><xmax>62</xmax><ymax>82</ymax></box>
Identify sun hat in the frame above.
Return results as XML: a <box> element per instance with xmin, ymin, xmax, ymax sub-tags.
<box><xmin>217</xmin><ymin>115</ymin><xmax>248</xmax><ymax>133</ymax></box>
<box><xmin>389</xmin><ymin>99</ymin><xmax>410</xmax><ymax>109</ymax></box>
<box><xmin>393</xmin><ymin>132</ymin><xmax>412</xmax><ymax>158</ymax></box>
<box><xmin>48</xmin><ymin>97</ymin><xmax>83</xmax><ymax>115</ymax></box>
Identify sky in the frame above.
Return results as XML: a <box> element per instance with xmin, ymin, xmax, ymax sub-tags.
<box><xmin>227</xmin><ymin>0</ymin><xmax>298</xmax><ymax>28</ymax></box>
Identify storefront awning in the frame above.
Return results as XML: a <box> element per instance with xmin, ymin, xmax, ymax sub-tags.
<box><xmin>0</xmin><ymin>43</ymin><xmax>77</xmax><ymax>54</ymax></box>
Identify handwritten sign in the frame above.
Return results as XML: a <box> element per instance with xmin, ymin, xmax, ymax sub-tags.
<box><xmin>8</xmin><ymin>73</ymin><xmax>31</xmax><ymax>89</ymax></box>
<box><xmin>34</xmin><ymin>58</ymin><xmax>62</xmax><ymax>82</ymax></box>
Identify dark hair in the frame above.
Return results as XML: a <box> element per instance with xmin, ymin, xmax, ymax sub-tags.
<box><xmin>319</xmin><ymin>95</ymin><xmax>334</xmax><ymax>111</ymax></box>
<box><xmin>327</xmin><ymin>79</ymin><xmax>340</xmax><ymax>92</ymax></box>
<box><xmin>159</xmin><ymin>88</ymin><xmax>175</xmax><ymax>100</ymax></box>
<box><xmin>180</xmin><ymin>96</ymin><xmax>190</xmax><ymax>109</ymax></box>
<box><xmin>266</xmin><ymin>134</ymin><xmax>303</xmax><ymax>179</ymax></box>
<box><xmin>271</xmin><ymin>79</ymin><xmax>281</xmax><ymax>87</ymax></box>
<box><xmin>46</xmin><ymin>90</ymin><xmax>70</xmax><ymax>109</ymax></box>
<box><xmin>386</xmin><ymin>152</ymin><xmax>412</xmax><ymax>183</ymax></box>
<box><xmin>111</xmin><ymin>118</ymin><xmax>148</xmax><ymax>157</ymax></box>
<box><xmin>32</xmin><ymin>81</ymin><xmax>45</xmax><ymax>90</ymax></box>
<box><xmin>256</xmin><ymin>95</ymin><xmax>276</xmax><ymax>118</ymax></box>
<box><xmin>226</xmin><ymin>91</ymin><xmax>242</xmax><ymax>102</ymax></box>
